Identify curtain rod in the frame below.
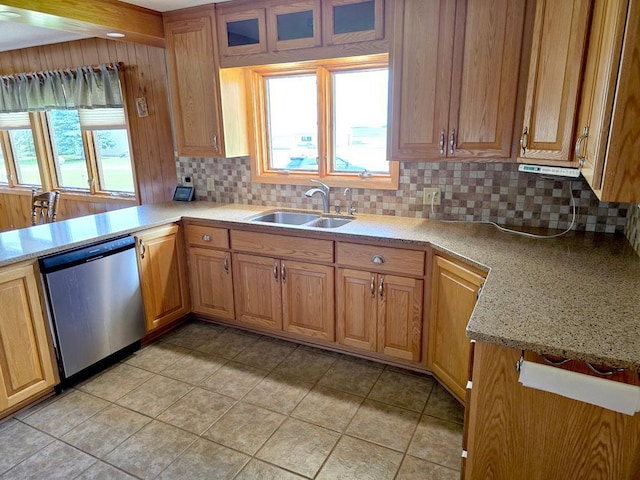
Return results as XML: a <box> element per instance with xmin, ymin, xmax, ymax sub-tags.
<box><xmin>0</xmin><ymin>62</ymin><xmax>123</xmax><ymax>81</ymax></box>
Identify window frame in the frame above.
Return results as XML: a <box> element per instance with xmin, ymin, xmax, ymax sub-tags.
<box><xmin>249</xmin><ymin>54</ymin><xmax>398</xmax><ymax>190</ymax></box>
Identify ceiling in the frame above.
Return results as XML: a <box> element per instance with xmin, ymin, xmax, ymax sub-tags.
<box><xmin>0</xmin><ymin>0</ymin><xmax>231</xmax><ymax>53</ymax></box>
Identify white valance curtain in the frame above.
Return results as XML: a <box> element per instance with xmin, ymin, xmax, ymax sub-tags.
<box><xmin>0</xmin><ymin>63</ymin><xmax>123</xmax><ymax>113</ymax></box>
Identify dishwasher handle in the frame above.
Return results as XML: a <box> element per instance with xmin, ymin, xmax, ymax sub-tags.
<box><xmin>40</xmin><ymin>236</ymin><xmax>136</xmax><ymax>273</ymax></box>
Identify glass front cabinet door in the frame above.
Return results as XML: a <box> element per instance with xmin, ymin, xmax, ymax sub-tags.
<box><xmin>218</xmin><ymin>9</ymin><xmax>267</xmax><ymax>56</ymax></box>
<box><xmin>323</xmin><ymin>0</ymin><xmax>384</xmax><ymax>45</ymax></box>
<box><xmin>268</xmin><ymin>0</ymin><xmax>321</xmax><ymax>51</ymax></box>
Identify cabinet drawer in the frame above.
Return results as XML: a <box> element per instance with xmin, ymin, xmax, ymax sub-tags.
<box><xmin>336</xmin><ymin>242</ymin><xmax>425</xmax><ymax>276</ymax></box>
<box><xmin>186</xmin><ymin>224</ymin><xmax>229</xmax><ymax>249</ymax></box>
<box><xmin>231</xmin><ymin>230</ymin><xmax>333</xmax><ymax>263</ymax></box>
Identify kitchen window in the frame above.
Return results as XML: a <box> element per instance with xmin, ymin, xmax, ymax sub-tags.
<box><xmin>0</xmin><ymin>112</ymin><xmax>42</xmax><ymax>187</ymax></box>
<box><xmin>250</xmin><ymin>54</ymin><xmax>398</xmax><ymax>189</ymax></box>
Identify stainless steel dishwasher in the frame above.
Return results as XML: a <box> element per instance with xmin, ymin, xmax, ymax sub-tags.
<box><xmin>40</xmin><ymin>236</ymin><xmax>145</xmax><ymax>383</ymax></box>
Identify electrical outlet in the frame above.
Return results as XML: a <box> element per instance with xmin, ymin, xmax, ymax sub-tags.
<box><xmin>423</xmin><ymin>187</ymin><xmax>441</xmax><ymax>206</ymax></box>
<box><xmin>183</xmin><ymin>176</ymin><xmax>192</xmax><ymax>185</ymax></box>
<box><xmin>207</xmin><ymin>178</ymin><xmax>215</xmax><ymax>192</ymax></box>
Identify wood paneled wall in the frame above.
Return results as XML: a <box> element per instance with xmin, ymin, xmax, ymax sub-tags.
<box><xmin>0</xmin><ymin>38</ymin><xmax>177</xmax><ymax>231</ymax></box>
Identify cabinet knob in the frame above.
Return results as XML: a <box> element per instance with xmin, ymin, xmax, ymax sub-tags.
<box><xmin>371</xmin><ymin>254</ymin><xmax>385</xmax><ymax>265</ymax></box>
<box><xmin>202</xmin><ymin>234</ymin><xmax>211</xmax><ymax>242</ymax></box>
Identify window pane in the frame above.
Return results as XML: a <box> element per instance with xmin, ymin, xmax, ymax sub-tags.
<box><xmin>266</xmin><ymin>75</ymin><xmax>318</xmax><ymax>171</ymax></box>
<box><xmin>333</xmin><ymin>69</ymin><xmax>389</xmax><ymax>174</ymax></box>
<box><xmin>9</xmin><ymin>130</ymin><xmax>41</xmax><ymax>186</ymax></box>
<box><xmin>333</xmin><ymin>1</ymin><xmax>375</xmax><ymax>34</ymax></box>
<box><xmin>48</xmin><ymin>110</ymin><xmax>89</xmax><ymax>190</ymax></box>
<box><xmin>0</xmin><ymin>147</ymin><xmax>8</xmax><ymax>183</ymax></box>
<box><xmin>94</xmin><ymin>129</ymin><xmax>135</xmax><ymax>193</ymax></box>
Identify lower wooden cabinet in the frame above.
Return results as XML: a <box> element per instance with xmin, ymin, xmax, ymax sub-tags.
<box><xmin>233</xmin><ymin>253</ymin><xmax>335</xmax><ymax>341</ymax></box>
<box><xmin>0</xmin><ymin>261</ymin><xmax>57</xmax><ymax>415</ymax></box>
<box><xmin>189</xmin><ymin>247</ymin><xmax>234</xmax><ymax>320</ymax></box>
<box><xmin>136</xmin><ymin>224</ymin><xmax>190</xmax><ymax>333</ymax></box>
<box><xmin>336</xmin><ymin>268</ymin><xmax>423</xmax><ymax>362</ymax></box>
<box><xmin>428</xmin><ymin>255</ymin><xmax>485</xmax><ymax>401</ymax></box>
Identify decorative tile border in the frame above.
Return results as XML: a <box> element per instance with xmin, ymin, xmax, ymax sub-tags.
<box><xmin>176</xmin><ymin>156</ymin><xmax>630</xmax><ymax>234</ymax></box>
<box><xmin>625</xmin><ymin>204</ymin><xmax>640</xmax><ymax>256</ymax></box>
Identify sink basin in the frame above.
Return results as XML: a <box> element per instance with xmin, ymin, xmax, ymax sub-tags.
<box><xmin>250</xmin><ymin>211</ymin><xmax>353</xmax><ymax>228</ymax></box>
<box><xmin>251</xmin><ymin>211</ymin><xmax>320</xmax><ymax>225</ymax></box>
<box><xmin>307</xmin><ymin>217</ymin><xmax>353</xmax><ymax>229</ymax></box>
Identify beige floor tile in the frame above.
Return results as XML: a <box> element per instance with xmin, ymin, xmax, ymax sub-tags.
<box><xmin>424</xmin><ymin>383</ymin><xmax>465</xmax><ymax>425</ymax></box>
<box><xmin>396</xmin><ymin>455</ymin><xmax>460</xmax><ymax>480</ymax></box>
<box><xmin>157</xmin><ymin>438</ymin><xmax>249</xmax><ymax>479</ymax></box>
<box><xmin>61</xmin><ymin>405</ymin><xmax>151</xmax><ymax>458</ymax></box>
<box><xmin>22</xmin><ymin>390</ymin><xmax>109</xmax><ymax>438</ymax></box>
<box><xmin>0</xmin><ymin>440</ymin><xmax>95</xmax><ymax>480</ymax></box>
<box><xmin>12</xmin><ymin>391</ymin><xmax>69</xmax><ymax>421</ymax></box>
<box><xmin>157</xmin><ymin>388</ymin><xmax>235</xmax><ymax>434</ymax></box>
<box><xmin>200</xmin><ymin>361</ymin><xmax>268</xmax><ymax>399</ymax></box>
<box><xmin>243</xmin><ymin>372</ymin><xmax>314</xmax><ymax>414</ymax></box>
<box><xmin>291</xmin><ymin>385</ymin><xmax>363</xmax><ymax>432</ymax></box>
<box><xmin>235</xmin><ymin>459</ymin><xmax>306</xmax><ymax>480</ymax></box>
<box><xmin>347</xmin><ymin>399</ymin><xmax>420</xmax><ymax>452</ymax></box>
<box><xmin>274</xmin><ymin>348</ymin><xmax>336</xmax><ymax>382</ymax></box>
<box><xmin>116</xmin><ymin>375</ymin><xmax>192</xmax><ymax>417</ymax></box>
<box><xmin>77</xmin><ymin>364</ymin><xmax>154</xmax><ymax>402</ymax></box>
<box><xmin>318</xmin><ymin>357</ymin><xmax>384</xmax><ymax>396</ymax></box>
<box><xmin>161</xmin><ymin>321</ymin><xmax>224</xmax><ymax>350</ymax></box>
<box><xmin>196</xmin><ymin>329</ymin><xmax>259</xmax><ymax>359</ymax></box>
<box><xmin>368</xmin><ymin>369</ymin><xmax>434</xmax><ymax>412</ymax></box>
<box><xmin>124</xmin><ymin>343</ymin><xmax>190</xmax><ymax>373</ymax></box>
<box><xmin>160</xmin><ymin>350</ymin><xmax>227</xmax><ymax>385</ymax></box>
<box><xmin>0</xmin><ymin>419</ymin><xmax>54</xmax><ymax>475</ymax></box>
<box><xmin>256</xmin><ymin>418</ymin><xmax>340</xmax><ymax>478</ymax></box>
<box><xmin>104</xmin><ymin>420</ymin><xmax>197</xmax><ymax>480</ymax></box>
<box><xmin>233</xmin><ymin>337</ymin><xmax>296</xmax><ymax>370</ymax></box>
<box><xmin>203</xmin><ymin>402</ymin><xmax>285</xmax><ymax>455</ymax></box>
<box><xmin>74</xmin><ymin>461</ymin><xmax>138</xmax><ymax>480</ymax></box>
<box><xmin>316</xmin><ymin>435</ymin><xmax>403</xmax><ymax>480</ymax></box>
<box><xmin>407</xmin><ymin>415</ymin><xmax>463</xmax><ymax>471</ymax></box>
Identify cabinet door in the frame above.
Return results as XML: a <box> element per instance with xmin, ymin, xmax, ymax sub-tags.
<box><xmin>322</xmin><ymin>0</ymin><xmax>384</xmax><ymax>45</ymax></box>
<box><xmin>428</xmin><ymin>255</ymin><xmax>484</xmax><ymax>401</ymax></box>
<box><xmin>282</xmin><ymin>260</ymin><xmax>334</xmax><ymax>341</ymax></box>
<box><xmin>518</xmin><ymin>0</ymin><xmax>591</xmax><ymax>164</ymax></box>
<box><xmin>336</xmin><ymin>268</ymin><xmax>377</xmax><ymax>352</ymax></box>
<box><xmin>448</xmin><ymin>0</ymin><xmax>525</xmax><ymax>158</ymax></box>
<box><xmin>136</xmin><ymin>224</ymin><xmax>190</xmax><ymax>333</ymax></box>
<box><xmin>189</xmin><ymin>247</ymin><xmax>234</xmax><ymax>320</ymax></box>
<box><xmin>165</xmin><ymin>13</ymin><xmax>224</xmax><ymax>157</ymax></box>
<box><xmin>0</xmin><ymin>262</ymin><xmax>57</xmax><ymax>412</ymax></box>
<box><xmin>389</xmin><ymin>0</ymin><xmax>456</xmax><ymax>159</ymax></box>
<box><xmin>267</xmin><ymin>0</ymin><xmax>321</xmax><ymax>51</ymax></box>
<box><xmin>217</xmin><ymin>8</ymin><xmax>267</xmax><ymax>56</ymax></box>
<box><xmin>377</xmin><ymin>274</ymin><xmax>423</xmax><ymax>362</ymax></box>
<box><xmin>233</xmin><ymin>253</ymin><xmax>282</xmax><ymax>330</ymax></box>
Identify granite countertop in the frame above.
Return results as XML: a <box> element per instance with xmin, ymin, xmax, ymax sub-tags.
<box><xmin>1</xmin><ymin>201</ymin><xmax>639</xmax><ymax>370</ymax></box>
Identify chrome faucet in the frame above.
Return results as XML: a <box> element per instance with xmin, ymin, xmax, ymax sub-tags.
<box><xmin>343</xmin><ymin>187</ymin><xmax>356</xmax><ymax>215</ymax></box>
<box><xmin>305</xmin><ymin>179</ymin><xmax>330</xmax><ymax>213</ymax></box>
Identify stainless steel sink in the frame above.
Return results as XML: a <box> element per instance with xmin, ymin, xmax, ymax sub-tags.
<box><xmin>251</xmin><ymin>211</ymin><xmax>321</xmax><ymax>225</ymax></box>
<box><xmin>250</xmin><ymin>211</ymin><xmax>353</xmax><ymax>228</ymax></box>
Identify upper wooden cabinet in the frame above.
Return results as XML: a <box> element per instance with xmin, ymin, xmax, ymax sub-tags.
<box><xmin>0</xmin><ymin>261</ymin><xmax>58</xmax><ymax>416</ymax></box>
<box><xmin>518</xmin><ymin>0</ymin><xmax>591</xmax><ymax>165</ymax></box>
<box><xmin>428</xmin><ymin>254</ymin><xmax>485</xmax><ymax>401</ymax></box>
<box><xmin>164</xmin><ymin>8</ymin><xmax>249</xmax><ymax>158</ymax></box>
<box><xmin>136</xmin><ymin>224</ymin><xmax>190</xmax><ymax>333</ymax></box>
<box><xmin>215</xmin><ymin>0</ymin><xmax>389</xmax><ymax>67</ymax></box>
<box><xmin>389</xmin><ymin>0</ymin><xmax>525</xmax><ymax>160</ymax></box>
<box><xmin>575</xmin><ymin>0</ymin><xmax>640</xmax><ymax>202</ymax></box>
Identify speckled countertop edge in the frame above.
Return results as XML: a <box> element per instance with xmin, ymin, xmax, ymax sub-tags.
<box><xmin>2</xmin><ymin>201</ymin><xmax>639</xmax><ymax>370</ymax></box>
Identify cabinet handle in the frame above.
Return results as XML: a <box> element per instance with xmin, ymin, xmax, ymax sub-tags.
<box><xmin>520</xmin><ymin>127</ymin><xmax>528</xmax><ymax>155</ymax></box>
<box><xmin>223</xmin><ymin>255</ymin><xmax>229</xmax><ymax>273</ymax></box>
<box><xmin>139</xmin><ymin>239</ymin><xmax>145</xmax><ymax>259</ymax></box>
<box><xmin>575</xmin><ymin>127</ymin><xmax>589</xmax><ymax>168</ymax></box>
<box><xmin>213</xmin><ymin>135</ymin><xmax>219</xmax><ymax>152</ymax></box>
<box><xmin>281</xmin><ymin>262</ymin><xmax>286</xmax><ymax>283</ymax></box>
<box><xmin>439</xmin><ymin>130</ymin><xmax>445</xmax><ymax>156</ymax></box>
<box><xmin>202</xmin><ymin>234</ymin><xmax>211</xmax><ymax>242</ymax></box>
<box><xmin>449</xmin><ymin>129</ymin><xmax>456</xmax><ymax>155</ymax></box>
<box><xmin>378</xmin><ymin>276</ymin><xmax>384</xmax><ymax>300</ymax></box>
<box><xmin>370</xmin><ymin>275</ymin><xmax>376</xmax><ymax>298</ymax></box>
<box><xmin>371</xmin><ymin>254</ymin><xmax>385</xmax><ymax>265</ymax></box>
<box><xmin>273</xmin><ymin>262</ymin><xmax>279</xmax><ymax>281</ymax></box>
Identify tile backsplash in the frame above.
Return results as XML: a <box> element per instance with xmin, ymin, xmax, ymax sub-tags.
<box><xmin>177</xmin><ymin>157</ymin><xmax>629</xmax><ymax>234</ymax></box>
<box><xmin>625</xmin><ymin>204</ymin><xmax>640</xmax><ymax>255</ymax></box>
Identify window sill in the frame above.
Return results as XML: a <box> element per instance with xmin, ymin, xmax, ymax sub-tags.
<box><xmin>252</xmin><ymin>168</ymin><xmax>399</xmax><ymax>191</ymax></box>
<box><xmin>0</xmin><ymin>185</ymin><xmax>138</xmax><ymax>204</ymax></box>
